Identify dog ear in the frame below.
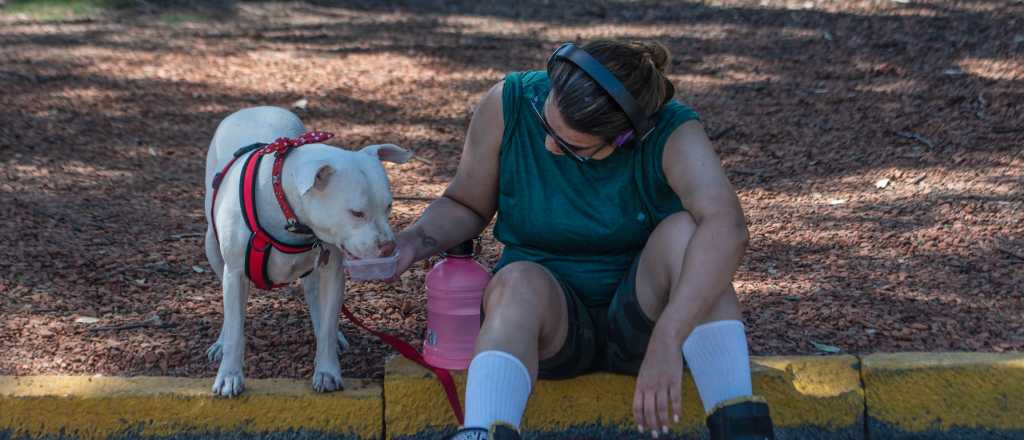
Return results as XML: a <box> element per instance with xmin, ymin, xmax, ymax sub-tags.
<box><xmin>298</xmin><ymin>162</ymin><xmax>335</xmax><ymax>195</ymax></box>
<box><xmin>360</xmin><ymin>143</ymin><xmax>413</xmax><ymax>164</ymax></box>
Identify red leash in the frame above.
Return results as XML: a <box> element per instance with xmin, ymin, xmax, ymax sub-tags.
<box><xmin>341</xmin><ymin>305</ymin><xmax>465</xmax><ymax>425</ymax></box>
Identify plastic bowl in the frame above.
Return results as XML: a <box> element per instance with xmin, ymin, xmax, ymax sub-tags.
<box><xmin>343</xmin><ymin>250</ymin><xmax>399</xmax><ymax>281</ymax></box>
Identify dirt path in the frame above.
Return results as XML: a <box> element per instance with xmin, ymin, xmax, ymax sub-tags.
<box><xmin>1</xmin><ymin>0</ymin><xmax>1021</xmax><ymax>380</ymax></box>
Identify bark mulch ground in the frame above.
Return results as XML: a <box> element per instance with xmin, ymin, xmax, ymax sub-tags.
<box><xmin>1</xmin><ymin>0</ymin><xmax>1021</xmax><ymax>381</ymax></box>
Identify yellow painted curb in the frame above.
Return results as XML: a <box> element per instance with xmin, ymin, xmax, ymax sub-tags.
<box><xmin>384</xmin><ymin>355</ymin><xmax>864</xmax><ymax>438</ymax></box>
<box><xmin>7</xmin><ymin>352</ymin><xmax>1021</xmax><ymax>439</ymax></box>
<box><xmin>863</xmin><ymin>352</ymin><xmax>1024</xmax><ymax>433</ymax></box>
<box><xmin>383</xmin><ymin>358</ymin><xmax>467</xmax><ymax>438</ymax></box>
<box><xmin>753</xmin><ymin>355</ymin><xmax>863</xmax><ymax>431</ymax></box>
<box><xmin>0</xmin><ymin>376</ymin><xmax>382</xmax><ymax>439</ymax></box>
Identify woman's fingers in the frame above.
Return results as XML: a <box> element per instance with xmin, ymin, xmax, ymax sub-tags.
<box><xmin>657</xmin><ymin>387</ymin><xmax>671</xmax><ymax>434</ymax></box>
<box><xmin>386</xmin><ymin>253</ymin><xmax>415</xmax><ymax>283</ymax></box>
<box><xmin>637</xmin><ymin>378</ymin><xmax>685</xmax><ymax>437</ymax></box>
<box><xmin>670</xmin><ymin>379</ymin><xmax>683</xmax><ymax>424</ymax></box>
<box><xmin>644</xmin><ymin>389</ymin><xmax>658</xmax><ymax>438</ymax></box>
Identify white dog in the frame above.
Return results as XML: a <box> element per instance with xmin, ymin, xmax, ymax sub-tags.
<box><xmin>203</xmin><ymin>106</ymin><xmax>411</xmax><ymax>397</ymax></box>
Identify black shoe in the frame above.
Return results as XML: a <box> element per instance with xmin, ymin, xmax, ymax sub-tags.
<box><xmin>706</xmin><ymin>396</ymin><xmax>775</xmax><ymax>440</ymax></box>
<box><xmin>445</xmin><ymin>422</ymin><xmax>521</xmax><ymax>440</ymax></box>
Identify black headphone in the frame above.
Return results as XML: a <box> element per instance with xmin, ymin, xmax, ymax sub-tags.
<box><xmin>548</xmin><ymin>43</ymin><xmax>658</xmax><ymax>148</ymax></box>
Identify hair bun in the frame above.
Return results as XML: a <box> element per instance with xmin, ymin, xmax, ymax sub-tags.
<box><xmin>635</xmin><ymin>41</ymin><xmax>671</xmax><ymax>73</ymax></box>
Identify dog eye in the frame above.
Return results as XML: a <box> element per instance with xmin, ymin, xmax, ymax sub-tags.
<box><xmin>350</xmin><ymin>210</ymin><xmax>366</xmax><ymax>219</ymax></box>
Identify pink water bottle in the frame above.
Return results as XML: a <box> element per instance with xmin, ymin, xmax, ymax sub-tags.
<box><xmin>422</xmin><ymin>239</ymin><xmax>491</xmax><ymax>370</ymax></box>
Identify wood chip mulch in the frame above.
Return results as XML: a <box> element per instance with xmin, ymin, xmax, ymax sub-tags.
<box><xmin>1</xmin><ymin>0</ymin><xmax>1021</xmax><ymax>380</ymax></box>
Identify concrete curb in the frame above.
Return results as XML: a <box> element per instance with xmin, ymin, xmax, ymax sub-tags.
<box><xmin>384</xmin><ymin>355</ymin><xmax>864</xmax><ymax>439</ymax></box>
<box><xmin>2</xmin><ymin>352</ymin><xmax>1023</xmax><ymax>439</ymax></box>
<box><xmin>863</xmin><ymin>353</ymin><xmax>1024</xmax><ymax>439</ymax></box>
<box><xmin>385</xmin><ymin>352</ymin><xmax>1024</xmax><ymax>439</ymax></box>
<box><xmin>0</xmin><ymin>376</ymin><xmax>382</xmax><ymax>440</ymax></box>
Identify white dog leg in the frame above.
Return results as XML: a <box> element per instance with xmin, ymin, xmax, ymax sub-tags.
<box><xmin>204</xmin><ymin>226</ymin><xmax>227</xmax><ymax>362</ymax></box>
<box><xmin>302</xmin><ymin>271</ymin><xmax>350</xmax><ymax>353</ymax></box>
<box><xmin>212</xmin><ymin>269</ymin><xmax>249</xmax><ymax>397</ymax></box>
<box><xmin>312</xmin><ymin>246</ymin><xmax>345</xmax><ymax>392</ymax></box>
<box><xmin>204</xmin><ymin>226</ymin><xmax>225</xmax><ymax>282</ymax></box>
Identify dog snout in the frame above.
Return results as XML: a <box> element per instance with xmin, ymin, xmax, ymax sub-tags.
<box><xmin>378</xmin><ymin>240</ymin><xmax>396</xmax><ymax>257</ymax></box>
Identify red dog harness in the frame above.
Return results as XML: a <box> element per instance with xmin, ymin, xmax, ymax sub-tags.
<box><xmin>210</xmin><ymin>131</ymin><xmax>334</xmax><ymax>290</ymax></box>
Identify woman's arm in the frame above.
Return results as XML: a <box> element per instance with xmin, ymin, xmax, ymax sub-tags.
<box><xmin>656</xmin><ymin>119</ymin><xmax>749</xmax><ymax>346</ymax></box>
<box><xmin>634</xmin><ymin>120</ymin><xmax>750</xmax><ymax>434</ymax></box>
<box><xmin>392</xmin><ymin>81</ymin><xmax>505</xmax><ymax>274</ymax></box>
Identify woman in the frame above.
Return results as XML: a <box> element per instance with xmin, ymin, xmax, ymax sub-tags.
<box><xmin>391</xmin><ymin>40</ymin><xmax>774</xmax><ymax>440</ymax></box>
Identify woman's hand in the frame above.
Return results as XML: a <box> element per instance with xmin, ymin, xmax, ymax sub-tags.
<box><xmin>634</xmin><ymin>326</ymin><xmax>683</xmax><ymax>438</ymax></box>
<box><xmin>386</xmin><ymin>229</ymin><xmax>420</xmax><ymax>283</ymax></box>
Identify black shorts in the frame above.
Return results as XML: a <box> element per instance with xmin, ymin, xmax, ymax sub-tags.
<box><xmin>481</xmin><ymin>257</ymin><xmax>657</xmax><ymax>379</ymax></box>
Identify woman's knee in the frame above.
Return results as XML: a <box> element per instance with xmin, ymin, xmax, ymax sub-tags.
<box><xmin>651</xmin><ymin>211</ymin><xmax>697</xmax><ymax>257</ymax></box>
<box><xmin>479</xmin><ymin>261</ymin><xmax>569</xmax><ymax>357</ymax></box>
<box><xmin>640</xmin><ymin>212</ymin><xmax>698</xmax><ymax>287</ymax></box>
<box><xmin>483</xmin><ymin>261</ymin><xmax>563</xmax><ymax>314</ymax></box>
<box><xmin>652</xmin><ymin>212</ymin><xmax>741</xmax><ymax>319</ymax></box>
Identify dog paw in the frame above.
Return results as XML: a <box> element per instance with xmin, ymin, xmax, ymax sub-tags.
<box><xmin>206</xmin><ymin>340</ymin><xmax>224</xmax><ymax>362</ymax></box>
<box><xmin>312</xmin><ymin>369</ymin><xmax>344</xmax><ymax>393</ymax></box>
<box><xmin>212</xmin><ymin>368</ymin><xmax>245</xmax><ymax>397</ymax></box>
<box><xmin>337</xmin><ymin>330</ymin><xmax>350</xmax><ymax>353</ymax></box>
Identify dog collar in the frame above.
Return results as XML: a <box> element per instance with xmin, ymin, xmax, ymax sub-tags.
<box><xmin>260</xmin><ymin>130</ymin><xmax>334</xmax><ymax>235</ymax></box>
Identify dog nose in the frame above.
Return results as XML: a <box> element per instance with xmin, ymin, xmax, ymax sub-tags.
<box><xmin>378</xmin><ymin>240</ymin><xmax>396</xmax><ymax>257</ymax></box>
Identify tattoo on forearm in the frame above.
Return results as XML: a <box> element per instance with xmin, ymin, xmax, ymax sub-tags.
<box><xmin>416</xmin><ymin>228</ymin><xmax>438</xmax><ymax>249</ymax></box>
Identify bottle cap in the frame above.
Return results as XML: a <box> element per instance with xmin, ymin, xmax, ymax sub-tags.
<box><xmin>443</xmin><ymin>239</ymin><xmax>475</xmax><ymax>257</ymax></box>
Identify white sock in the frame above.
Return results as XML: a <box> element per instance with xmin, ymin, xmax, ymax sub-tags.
<box><xmin>682</xmin><ymin>320</ymin><xmax>753</xmax><ymax>413</ymax></box>
<box><xmin>463</xmin><ymin>350</ymin><xmax>533</xmax><ymax>430</ymax></box>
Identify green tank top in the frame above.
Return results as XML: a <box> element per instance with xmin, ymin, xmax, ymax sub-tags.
<box><xmin>493</xmin><ymin>71</ymin><xmax>701</xmax><ymax>306</ymax></box>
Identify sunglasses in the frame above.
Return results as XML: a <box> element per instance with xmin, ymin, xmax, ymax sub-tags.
<box><xmin>529</xmin><ymin>95</ymin><xmax>608</xmax><ymax>162</ymax></box>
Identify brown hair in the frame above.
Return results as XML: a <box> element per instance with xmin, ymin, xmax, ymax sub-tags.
<box><xmin>547</xmin><ymin>40</ymin><xmax>676</xmax><ymax>144</ymax></box>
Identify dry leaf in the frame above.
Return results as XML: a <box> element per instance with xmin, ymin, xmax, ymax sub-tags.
<box><xmin>810</xmin><ymin>340</ymin><xmax>841</xmax><ymax>353</ymax></box>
